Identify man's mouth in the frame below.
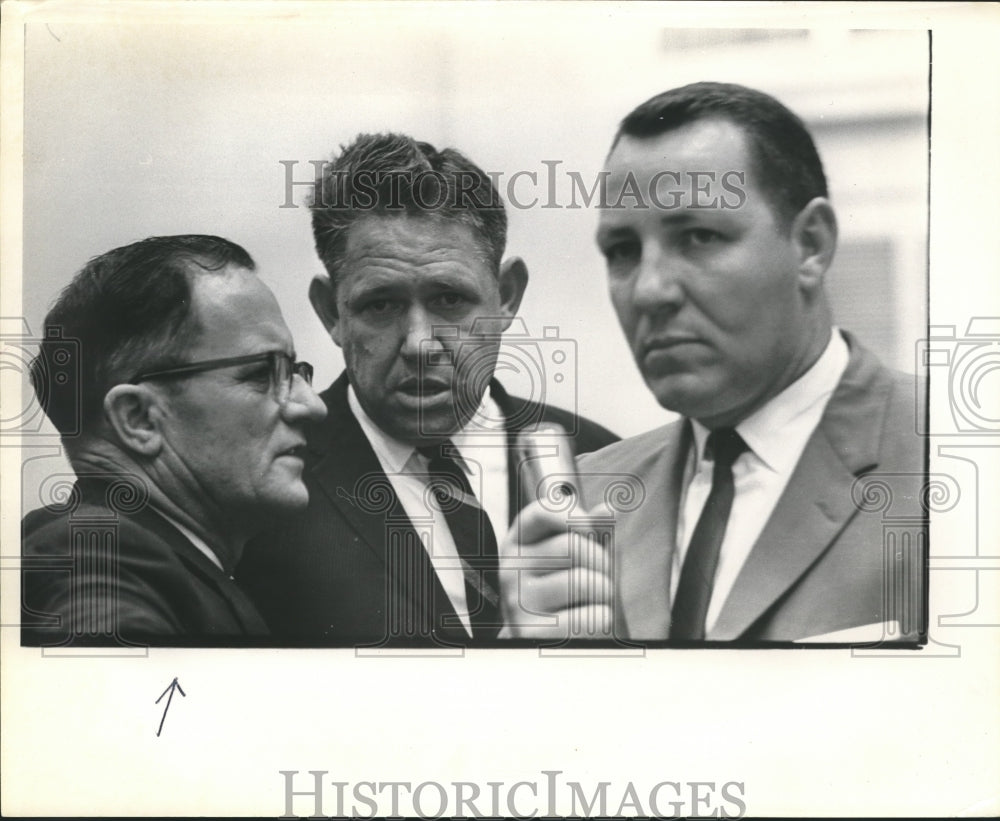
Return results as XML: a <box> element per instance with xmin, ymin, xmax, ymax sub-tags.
<box><xmin>641</xmin><ymin>335</ymin><xmax>703</xmax><ymax>358</ymax></box>
<box><xmin>396</xmin><ymin>378</ymin><xmax>452</xmax><ymax>397</ymax></box>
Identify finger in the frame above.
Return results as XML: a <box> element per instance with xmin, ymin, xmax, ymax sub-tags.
<box><xmin>566</xmin><ymin>564</ymin><xmax>614</xmax><ymax>611</ymax></box>
<box><xmin>516</xmin><ymin>568</ymin><xmax>614</xmax><ymax>613</ymax></box>
<box><xmin>499</xmin><ymin>532</ymin><xmax>575</xmax><ymax>572</ymax></box>
<box><xmin>505</xmin><ymin>499</ymin><xmax>573</xmax><ymax>545</ymax></box>
<box><xmin>567</xmin><ymin>531</ymin><xmax>611</xmax><ymax>573</ymax></box>
<box><xmin>505</xmin><ymin>604</ymin><xmax>614</xmax><ymax>640</ymax></box>
<box><xmin>500</xmin><ymin>530</ymin><xmax>610</xmax><ymax>575</ymax></box>
<box><xmin>563</xmin><ymin>603</ymin><xmax>615</xmax><ymax>638</ymax></box>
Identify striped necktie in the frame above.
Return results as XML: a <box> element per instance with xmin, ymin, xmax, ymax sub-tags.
<box><xmin>419</xmin><ymin>441</ymin><xmax>502</xmax><ymax>639</ymax></box>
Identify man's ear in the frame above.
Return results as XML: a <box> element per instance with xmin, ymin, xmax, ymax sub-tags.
<box><xmin>496</xmin><ymin>256</ymin><xmax>529</xmax><ymax>331</ymax></box>
<box><xmin>103</xmin><ymin>385</ymin><xmax>163</xmax><ymax>457</ymax></box>
<box><xmin>309</xmin><ymin>274</ymin><xmax>342</xmax><ymax>347</ymax></box>
<box><xmin>791</xmin><ymin>197</ymin><xmax>838</xmax><ymax>292</ymax></box>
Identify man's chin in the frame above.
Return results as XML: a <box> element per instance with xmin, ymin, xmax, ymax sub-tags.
<box><xmin>258</xmin><ymin>486</ymin><xmax>311</xmax><ymax>516</ymax></box>
<box><xmin>377</xmin><ymin>398</ymin><xmax>468</xmax><ymax>444</ymax></box>
<box><xmin>646</xmin><ymin>374</ymin><xmax>719</xmax><ymax>418</ymax></box>
<box><xmin>650</xmin><ymin>382</ymin><xmax>756</xmax><ymax>429</ymax></box>
<box><xmin>257</xmin><ymin>470</ymin><xmax>312</xmax><ymax>507</ymax></box>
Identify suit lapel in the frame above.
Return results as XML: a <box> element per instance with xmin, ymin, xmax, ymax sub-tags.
<box><xmin>133</xmin><ymin>504</ymin><xmax>270</xmax><ymax>633</ymax></box>
<box><xmin>309</xmin><ymin>375</ymin><xmax>414</xmax><ymax>561</ymax></box>
<box><xmin>616</xmin><ymin>421</ymin><xmax>690</xmax><ymax>638</ymax></box>
<box><xmin>708</xmin><ymin>430</ymin><xmax>861</xmax><ymax>639</ymax></box>
<box><xmin>170</xmin><ymin>538</ymin><xmax>271</xmax><ymax>633</ymax></box>
<box><xmin>709</xmin><ymin>336</ymin><xmax>892</xmax><ymax>640</ymax></box>
<box><xmin>308</xmin><ymin>375</ymin><xmax>458</xmax><ymax>628</ymax></box>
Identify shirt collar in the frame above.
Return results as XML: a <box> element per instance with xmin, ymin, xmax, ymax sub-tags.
<box><xmin>347</xmin><ymin>384</ymin><xmax>502</xmax><ymax>475</ymax></box>
<box><xmin>691</xmin><ymin>328</ymin><xmax>850</xmax><ymax>473</ymax></box>
<box><xmin>153</xmin><ymin>507</ymin><xmax>226</xmax><ymax>573</ymax></box>
<box><xmin>347</xmin><ymin>386</ymin><xmax>417</xmax><ymax>474</ymax></box>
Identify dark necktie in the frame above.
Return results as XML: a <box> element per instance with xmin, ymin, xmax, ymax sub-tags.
<box><xmin>670</xmin><ymin>427</ymin><xmax>748</xmax><ymax>640</ymax></box>
<box><xmin>418</xmin><ymin>441</ymin><xmax>502</xmax><ymax>639</ymax></box>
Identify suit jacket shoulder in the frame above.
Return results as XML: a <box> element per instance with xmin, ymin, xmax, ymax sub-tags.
<box><xmin>21</xmin><ymin>479</ymin><xmax>269</xmax><ymax>646</ymax></box>
<box><xmin>578</xmin><ymin>420</ymin><xmax>680</xmax><ymax>473</ymax></box>
<box><xmin>490</xmin><ymin>380</ymin><xmax>620</xmax><ymax>456</ymax></box>
<box><xmin>819</xmin><ymin>343</ymin><xmax>924</xmax><ymax>475</ymax></box>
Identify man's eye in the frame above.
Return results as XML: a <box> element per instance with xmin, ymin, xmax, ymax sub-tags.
<box><xmin>431</xmin><ymin>292</ymin><xmax>468</xmax><ymax>311</ymax></box>
<box><xmin>682</xmin><ymin>228</ymin><xmax>720</xmax><ymax>248</ymax></box>
<box><xmin>361</xmin><ymin>298</ymin><xmax>399</xmax><ymax>317</ymax></box>
<box><xmin>241</xmin><ymin>367</ymin><xmax>272</xmax><ymax>388</ymax></box>
<box><xmin>602</xmin><ymin>241</ymin><xmax>641</xmax><ymax>266</ymax></box>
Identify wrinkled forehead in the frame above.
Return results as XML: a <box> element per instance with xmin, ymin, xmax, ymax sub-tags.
<box><xmin>339</xmin><ymin>213</ymin><xmax>497</xmax><ymax>279</ymax></box>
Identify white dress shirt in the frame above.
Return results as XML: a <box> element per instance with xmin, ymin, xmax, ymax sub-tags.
<box><xmin>347</xmin><ymin>386</ymin><xmax>509</xmax><ymax>636</ymax></box>
<box><xmin>673</xmin><ymin>329</ymin><xmax>850</xmax><ymax>635</ymax></box>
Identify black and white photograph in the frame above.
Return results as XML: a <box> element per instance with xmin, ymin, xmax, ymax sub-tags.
<box><xmin>2</xmin><ymin>1</ymin><xmax>998</xmax><ymax>817</ymax></box>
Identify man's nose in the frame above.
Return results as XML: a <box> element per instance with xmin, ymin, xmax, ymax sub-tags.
<box><xmin>400</xmin><ymin>306</ymin><xmax>452</xmax><ymax>364</ymax></box>
<box><xmin>631</xmin><ymin>245</ymin><xmax>685</xmax><ymax>313</ymax></box>
<box><xmin>282</xmin><ymin>375</ymin><xmax>327</xmax><ymax>423</ymax></box>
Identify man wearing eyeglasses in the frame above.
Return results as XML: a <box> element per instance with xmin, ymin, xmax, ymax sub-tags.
<box><xmin>20</xmin><ymin>234</ymin><xmax>326</xmax><ymax>646</ymax></box>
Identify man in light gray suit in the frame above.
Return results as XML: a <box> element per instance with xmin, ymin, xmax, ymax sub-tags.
<box><xmin>500</xmin><ymin>82</ymin><xmax>926</xmax><ymax>645</ymax></box>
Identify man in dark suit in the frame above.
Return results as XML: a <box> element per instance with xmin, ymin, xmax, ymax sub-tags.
<box><xmin>237</xmin><ymin>133</ymin><xmax>618</xmax><ymax>645</ymax></box>
<box><xmin>500</xmin><ymin>83</ymin><xmax>926</xmax><ymax>645</ymax></box>
<box><xmin>21</xmin><ymin>235</ymin><xmax>326</xmax><ymax>646</ymax></box>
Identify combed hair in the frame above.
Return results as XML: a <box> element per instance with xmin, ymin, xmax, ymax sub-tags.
<box><xmin>613</xmin><ymin>82</ymin><xmax>828</xmax><ymax>227</ymax></box>
<box><xmin>31</xmin><ymin>234</ymin><xmax>255</xmax><ymax>439</ymax></box>
<box><xmin>310</xmin><ymin>132</ymin><xmax>507</xmax><ymax>286</ymax></box>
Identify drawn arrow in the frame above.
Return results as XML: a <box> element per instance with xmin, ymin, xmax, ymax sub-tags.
<box><xmin>155</xmin><ymin>677</ymin><xmax>186</xmax><ymax>737</ymax></box>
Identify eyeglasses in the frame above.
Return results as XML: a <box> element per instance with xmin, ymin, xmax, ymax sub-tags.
<box><xmin>131</xmin><ymin>351</ymin><xmax>314</xmax><ymax>406</ymax></box>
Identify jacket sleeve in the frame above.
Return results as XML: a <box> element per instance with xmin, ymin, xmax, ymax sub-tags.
<box><xmin>21</xmin><ymin>513</ymin><xmax>186</xmax><ymax>646</ymax></box>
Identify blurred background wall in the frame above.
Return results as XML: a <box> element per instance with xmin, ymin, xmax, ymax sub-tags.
<box><xmin>13</xmin><ymin>12</ymin><xmax>928</xmax><ymax>487</ymax></box>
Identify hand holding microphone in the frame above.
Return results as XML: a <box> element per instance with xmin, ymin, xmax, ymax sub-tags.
<box><xmin>498</xmin><ymin>423</ymin><xmax>615</xmax><ymax>639</ymax></box>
